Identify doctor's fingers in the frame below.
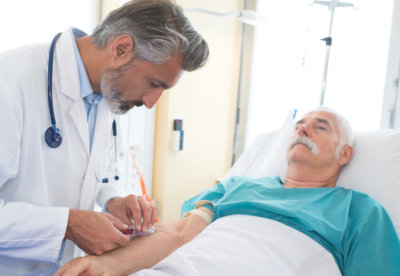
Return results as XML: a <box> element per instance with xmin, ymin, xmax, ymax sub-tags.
<box><xmin>150</xmin><ymin>202</ymin><xmax>159</xmax><ymax>224</ymax></box>
<box><xmin>125</xmin><ymin>195</ymin><xmax>151</xmax><ymax>231</ymax></box>
<box><xmin>125</xmin><ymin>194</ymin><xmax>143</xmax><ymax>230</ymax></box>
<box><xmin>90</xmin><ymin>232</ymin><xmax>129</xmax><ymax>256</ymax></box>
<box><xmin>146</xmin><ymin>200</ymin><xmax>159</xmax><ymax>225</ymax></box>
<box><xmin>90</xmin><ymin>213</ymin><xmax>130</xmax><ymax>252</ymax></box>
<box><xmin>101</xmin><ymin>214</ymin><xmax>131</xmax><ymax>246</ymax></box>
<box><xmin>103</xmin><ymin>212</ymin><xmax>129</xmax><ymax>231</ymax></box>
<box><xmin>137</xmin><ymin>196</ymin><xmax>157</xmax><ymax>232</ymax></box>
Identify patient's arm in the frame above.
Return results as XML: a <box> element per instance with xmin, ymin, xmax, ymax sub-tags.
<box><xmin>55</xmin><ymin>207</ymin><xmax>211</xmax><ymax>276</ymax></box>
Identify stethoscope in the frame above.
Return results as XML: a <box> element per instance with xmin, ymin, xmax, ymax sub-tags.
<box><xmin>45</xmin><ymin>33</ymin><xmax>119</xmax><ymax>182</ymax></box>
<box><xmin>45</xmin><ymin>32</ymin><xmax>62</xmax><ymax>148</ymax></box>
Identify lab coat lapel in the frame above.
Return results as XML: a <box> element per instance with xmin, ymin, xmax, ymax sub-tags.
<box><xmin>56</xmin><ymin>29</ymin><xmax>90</xmax><ymax>157</ymax></box>
<box><xmin>79</xmin><ymin>100</ymin><xmax>114</xmax><ymax>210</ymax></box>
<box><xmin>90</xmin><ymin>100</ymin><xmax>112</xmax><ymax>162</ymax></box>
<box><xmin>68</xmin><ymin>100</ymin><xmax>90</xmax><ymax>157</ymax></box>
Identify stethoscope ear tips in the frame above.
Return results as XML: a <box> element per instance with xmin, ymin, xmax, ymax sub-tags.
<box><xmin>45</xmin><ymin>126</ymin><xmax>63</xmax><ymax>148</ymax></box>
<box><xmin>114</xmin><ymin>176</ymin><xmax>119</xmax><ymax>181</ymax></box>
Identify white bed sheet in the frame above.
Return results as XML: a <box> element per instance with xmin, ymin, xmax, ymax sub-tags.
<box><xmin>132</xmin><ymin>215</ymin><xmax>341</xmax><ymax>276</ymax></box>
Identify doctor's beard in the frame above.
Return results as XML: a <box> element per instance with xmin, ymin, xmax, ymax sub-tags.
<box><xmin>287</xmin><ymin>136</ymin><xmax>320</xmax><ymax>155</ymax></box>
<box><xmin>101</xmin><ymin>63</ymin><xmax>144</xmax><ymax>115</ymax></box>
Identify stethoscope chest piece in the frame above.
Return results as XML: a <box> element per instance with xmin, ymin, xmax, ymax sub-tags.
<box><xmin>45</xmin><ymin>126</ymin><xmax>62</xmax><ymax>148</ymax></box>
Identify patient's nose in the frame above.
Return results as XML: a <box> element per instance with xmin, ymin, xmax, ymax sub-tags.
<box><xmin>298</xmin><ymin>124</ymin><xmax>309</xmax><ymax>136</ymax></box>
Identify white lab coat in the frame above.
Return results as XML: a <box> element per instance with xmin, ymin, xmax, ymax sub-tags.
<box><xmin>0</xmin><ymin>28</ymin><xmax>125</xmax><ymax>275</ymax></box>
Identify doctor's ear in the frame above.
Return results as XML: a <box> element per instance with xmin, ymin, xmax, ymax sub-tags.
<box><xmin>109</xmin><ymin>34</ymin><xmax>135</xmax><ymax>63</ymax></box>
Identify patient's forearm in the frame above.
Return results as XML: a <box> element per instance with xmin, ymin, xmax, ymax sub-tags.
<box><xmin>99</xmin><ymin>210</ymin><xmax>209</xmax><ymax>275</ymax></box>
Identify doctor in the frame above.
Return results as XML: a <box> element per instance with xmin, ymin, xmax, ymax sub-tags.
<box><xmin>0</xmin><ymin>0</ymin><xmax>209</xmax><ymax>275</ymax></box>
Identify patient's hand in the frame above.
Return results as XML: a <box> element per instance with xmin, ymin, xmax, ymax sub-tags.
<box><xmin>54</xmin><ymin>255</ymin><xmax>116</xmax><ymax>276</ymax></box>
<box><xmin>56</xmin><ymin>208</ymin><xmax>211</xmax><ymax>276</ymax></box>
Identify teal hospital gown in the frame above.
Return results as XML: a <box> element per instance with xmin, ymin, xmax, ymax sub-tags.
<box><xmin>181</xmin><ymin>176</ymin><xmax>400</xmax><ymax>276</ymax></box>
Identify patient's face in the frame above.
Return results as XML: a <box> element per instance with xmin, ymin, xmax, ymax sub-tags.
<box><xmin>287</xmin><ymin>110</ymin><xmax>341</xmax><ymax>169</ymax></box>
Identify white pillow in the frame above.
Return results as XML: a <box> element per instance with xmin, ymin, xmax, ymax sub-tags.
<box><xmin>223</xmin><ymin>113</ymin><xmax>294</xmax><ymax>181</ymax></box>
<box><xmin>224</xmin><ymin>119</ymin><xmax>400</xmax><ymax>235</ymax></box>
<box><xmin>336</xmin><ymin>130</ymin><xmax>400</xmax><ymax>233</ymax></box>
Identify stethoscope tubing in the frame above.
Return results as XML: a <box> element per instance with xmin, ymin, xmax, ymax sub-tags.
<box><xmin>46</xmin><ymin>33</ymin><xmax>119</xmax><ymax>180</ymax></box>
<box><xmin>47</xmin><ymin>33</ymin><xmax>62</xmax><ymax>128</ymax></box>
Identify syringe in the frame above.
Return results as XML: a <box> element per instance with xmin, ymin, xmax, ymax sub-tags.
<box><xmin>121</xmin><ymin>225</ymin><xmax>155</xmax><ymax>239</ymax></box>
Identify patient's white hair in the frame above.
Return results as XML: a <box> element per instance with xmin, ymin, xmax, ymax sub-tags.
<box><xmin>311</xmin><ymin>106</ymin><xmax>354</xmax><ymax>159</ymax></box>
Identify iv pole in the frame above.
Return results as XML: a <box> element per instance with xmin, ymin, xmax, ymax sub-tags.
<box><xmin>310</xmin><ymin>0</ymin><xmax>359</xmax><ymax>105</ymax></box>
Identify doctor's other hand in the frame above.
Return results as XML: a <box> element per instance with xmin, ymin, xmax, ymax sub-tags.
<box><xmin>65</xmin><ymin>209</ymin><xmax>130</xmax><ymax>255</ymax></box>
<box><xmin>106</xmin><ymin>195</ymin><xmax>158</xmax><ymax>233</ymax></box>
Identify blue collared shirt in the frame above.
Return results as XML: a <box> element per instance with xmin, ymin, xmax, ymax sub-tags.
<box><xmin>71</xmin><ymin>28</ymin><xmax>102</xmax><ymax>151</ymax></box>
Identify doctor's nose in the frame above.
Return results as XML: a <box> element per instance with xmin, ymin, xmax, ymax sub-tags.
<box><xmin>142</xmin><ymin>89</ymin><xmax>164</xmax><ymax>109</ymax></box>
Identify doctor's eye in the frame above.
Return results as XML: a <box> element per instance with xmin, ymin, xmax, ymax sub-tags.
<box><xmin>150</xmin><ymin>81</ymin><xmax>161</xmax><ymax>89</ymax></box>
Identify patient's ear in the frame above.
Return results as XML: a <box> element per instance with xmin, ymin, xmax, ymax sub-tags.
<box><xmin>339</xmin><ymin>145</ymin><xmax>354</xmax><ymax>166</ymax></box>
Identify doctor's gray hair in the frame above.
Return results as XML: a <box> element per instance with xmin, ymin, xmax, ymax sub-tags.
<box><xmin>312</xmin><ymin>106</ymin><xmax>354</xmax><ymax>158</ymax></box>
<box><xmin>91</xmin><ymin>0</ymin><xmax>209</xmax><ymax>71</ymax></box>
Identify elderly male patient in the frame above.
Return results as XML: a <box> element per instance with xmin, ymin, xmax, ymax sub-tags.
<box><xmin>56</xmin><ymin>107</ymin><xmax>400</xmax><ymax>276</ymax></box>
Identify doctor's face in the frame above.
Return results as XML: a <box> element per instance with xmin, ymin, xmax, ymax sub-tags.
<box><xmin>286</xmin><ymin>110</ymin><xmax>342</xmax><ymax>169</ymax></box>
<box><xmin>101</xmin><ymin>55</ymin><xmax>184</xmax><ymax>115</ymax></box>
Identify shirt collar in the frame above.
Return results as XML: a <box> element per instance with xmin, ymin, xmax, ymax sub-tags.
<box><xmin>71</xmin><ymin>28</ymin><xmax>102</xmax><ymax>104</ymax></box>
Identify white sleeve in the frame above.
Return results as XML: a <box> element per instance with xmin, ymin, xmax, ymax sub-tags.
<box><xmin>0</xmin><ymin>80</ymin><xmax>69</xmax><ymax>263</ymax></box>
<box><xmin>0</xmin><ymin>200</ymin><xmax>69</xmax><ymax>263</ymax></box>
<box><xmin>0</xmin><ymin>80</ymin><xmax>22</xmax><ymax>186</ymax></box>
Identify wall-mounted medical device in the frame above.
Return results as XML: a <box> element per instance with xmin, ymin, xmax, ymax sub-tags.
<box><xmin>172</xmin><ymin>118</ymin><xmax>184</xmax><ymax>152</ymax></box>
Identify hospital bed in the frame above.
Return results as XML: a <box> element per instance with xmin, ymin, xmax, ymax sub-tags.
<box><xmin>132</xmin><ymin>115</ymin><xmax>400</xmax><ymax>276</ymax></box>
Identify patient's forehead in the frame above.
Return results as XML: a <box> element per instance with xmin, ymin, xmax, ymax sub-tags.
<box><xmin>296</xmin><ymin>110</ymin><xmax>339</xmax><ymax>131</ymax></box>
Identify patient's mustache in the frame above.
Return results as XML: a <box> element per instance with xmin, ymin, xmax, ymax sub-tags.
<box><xmin>288</xmin><ymin>136</ymin><xmax>319</xmax><ymax>155</ymax></box>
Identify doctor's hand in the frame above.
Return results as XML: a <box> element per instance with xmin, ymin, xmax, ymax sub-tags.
<box><xmin>106</xmin><ymin>195</ymin><xmax>158</xmax><ymax>233</ymax></box>
<box><xmin>65</xmin><ymin>209</ymin><xmax>130</xmax><ymax>255</ymax></box>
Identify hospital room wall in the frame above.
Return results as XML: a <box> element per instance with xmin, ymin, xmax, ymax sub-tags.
<box><xmin>152</xmin><ymin>0</ymin><xmax>244</xmax><ymax>221</ymax></box>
